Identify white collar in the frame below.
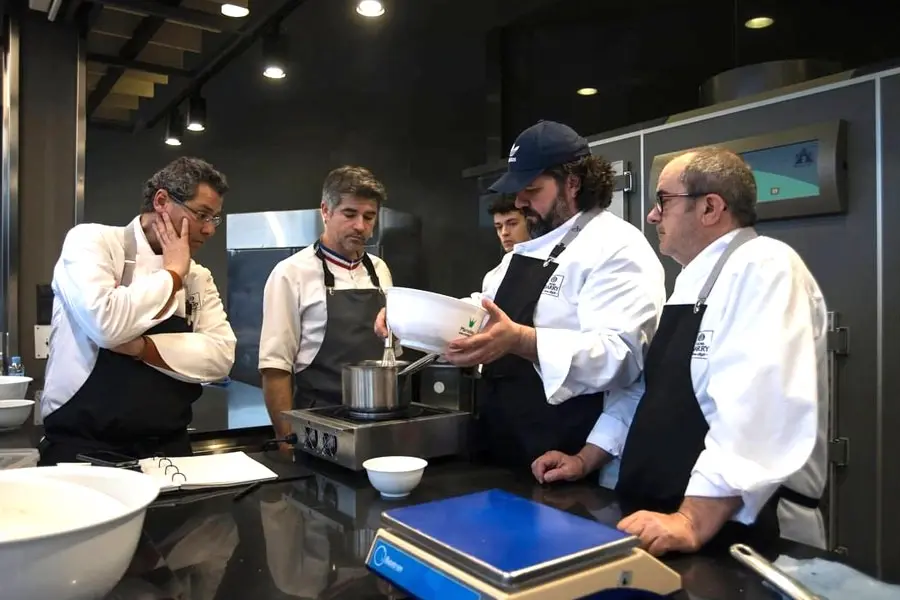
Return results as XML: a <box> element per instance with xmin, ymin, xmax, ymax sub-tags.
<box><xmin>673</xmin><ymin>228</ymin><xmax>744</xmax><ymax>292</ymax></box>
<box><xmin>514</xmin><ymin>211</ymin><xmax>584</xmax><ymax>253</ymax></box>
<box><xmin>128</xmin><ymin>216</ymin><xmax>161</xmax><ymax>260</ymax></box>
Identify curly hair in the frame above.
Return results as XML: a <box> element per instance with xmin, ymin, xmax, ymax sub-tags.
<box><xmin>141</xmin><ymin>157</ymin><xmax>228</xmax><ymax>212</ymax></box>
<box><xmin>544</xmin><ymin>154</ymin><xmax>616</xmax><ymax>212</ymax></box>
<box><xmin>487</xmin><ymin>194</ymin><xmax>521</xmax><ymax>216</ymax></box>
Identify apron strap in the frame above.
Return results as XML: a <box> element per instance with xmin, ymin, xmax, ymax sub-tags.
<box><xmin>359</xmin><ymin>253</ymin><xmax>382</xmax><ymax>289</ymax></box>
<box><xmin>694</xmin><ymin>227</ymin><xmax>758</xmax><ymax>314</ymax></box>
<box><xmin>543</xmin><ymin>206</ymin><xmax>604</xmax><ymax>266</ymax></box>
<box><xmin>120</xmin><ymin>221</ymin><xmax>139</xmax><ymax>288</ymax></box>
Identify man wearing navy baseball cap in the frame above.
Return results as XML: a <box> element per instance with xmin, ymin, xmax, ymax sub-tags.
<box><xmin>376</xmin><ymin>120</ymin><xmax>665</xmax><ymax>469</ymax></box>
<box><xmin>438</xmin><ymin>119</ymin><xmax>667</xmax><ymax>471</ymax></box>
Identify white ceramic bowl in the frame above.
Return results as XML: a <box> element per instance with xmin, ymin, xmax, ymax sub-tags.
<box><xmin>385</xmin><ymin>287</ymin><xmax>489</xmax><ymax>354</ymax></box>
<box><xmin>0</xmin><ymin>399</ymin><xmax>34</xmax><ymax>429</ymax></box>
<box><xmin>0</xmin><ymin>376</ymin><xmax>33</xmax><ymax>400</ymax></box>
<box><xmin>0</xmin><ymin>466</ymin><xmax>161</xmax><ymax>600</ymax></box>
<box><xmin>362</xmin><ymin>455</ymin><xmax>428</xmax><ymax>498</ymax></box>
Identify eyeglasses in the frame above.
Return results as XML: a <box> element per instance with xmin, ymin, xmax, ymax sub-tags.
<box><xmin>654</xmin><ymin>191</ymin><xmax>715</xmax><ymax>214</ymax></box>
<box><xmin>164</xmin><ymin>190</ymin><xmax>223</xmax><ymax>227</ymax></box>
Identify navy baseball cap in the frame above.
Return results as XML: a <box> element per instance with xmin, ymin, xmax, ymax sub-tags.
<box><xmin>489</xmin><ymin>120</ymin><xmax>590</xmax><ymax>194</ymax></box>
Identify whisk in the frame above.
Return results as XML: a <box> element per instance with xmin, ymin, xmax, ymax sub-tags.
<box><xmin>381</xmin><ymin>325</ymin><xmax>397</xmax><ymax>366</ymax></box>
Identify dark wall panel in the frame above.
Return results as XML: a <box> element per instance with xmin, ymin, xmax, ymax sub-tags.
<box><xmin>18</xmin><ymin>12</ymin><xmax>79</xmax><ymax>381</ymax></box>
<box><xmin>588</xmin><ymin>137</ymin><xmax>643</xmax><ymax>230</ymax></box>
<box><xmin>878</xmin><ymin>72</ymin><xmax>900</xmax><ymax>582</ymax></box>
<box><xmin>642</xmin><ymin>82</ymin><xmax>878</xmax><ymax>570</ymax></box>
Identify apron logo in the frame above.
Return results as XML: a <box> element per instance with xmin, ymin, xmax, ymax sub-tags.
<box><xmin>542</xmin><ymin>274</ymin><xmax>564</xmax><ymax>297</ymax></box>
<box><xmin>186</xmin><ymin>292</ymin><xmax>201</xmax><ymax>327</ymax></box>
<box><xmin>693</xmin><ymin>330</ymin><xmax>713</xmax><ymax>359</ymax></box>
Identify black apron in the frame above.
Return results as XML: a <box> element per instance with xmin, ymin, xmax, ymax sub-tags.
<box><xmin>615</xmin><ymin>228</ymin><xmax>820</xmax><ymax>553</ymax></box>
<box><xmin>39</xmin><ymin>222</ymin><xmax>202</xmax><ymax>466</ymax></box>
<box><xmin>478</xmin><ymin>209</ymin><xmax>606</xmax><ymax>471</ymax></box>
<box><xmin>292</xmin><ymin>243</ymin><xmax>386</xmax><ymax>408</ymax></box>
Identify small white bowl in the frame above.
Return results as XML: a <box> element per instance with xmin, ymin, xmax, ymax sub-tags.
<box><xmin>362</xmin><ymin>456</ymin><xmax>428</xmax><ymax>498</ymax></box>
<box><xmin>0</xmin><ymin>376</ymin><xmax>33</xmax><ymax>400</ymax></box>
<box><xmin>0</xmin><ymin>399</ymin><xmax>34</xmax><ymax>430</ymax></box>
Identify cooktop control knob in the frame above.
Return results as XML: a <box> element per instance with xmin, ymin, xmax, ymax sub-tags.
<box><xmin>304</xmin><ymin>427</ymin><xmax>319</xmax><ymax>450</ymax></box>
<box><xmin>322</xmin><ymin>433</ymin><xmax>338</xmax><ymax>457</ymax></box>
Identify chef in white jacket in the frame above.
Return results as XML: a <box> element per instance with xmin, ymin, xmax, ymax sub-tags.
<box><xmin>39</xmin><ymin>157</ymin><xmax>236</xmax><ymax>466</ymax></box>
<box><xmin>378</xmin><ymin>120</ymin><xmax>666</xmax><ymax>471</ymax></box>
<box><xmin>259</xmin><ymin>166</ymin><xmax>396</xmax><ymax>450</ymax></box>
<box><xmin>482</xmin><ymin>194</ymin><xmax>530</xmax><ymax>291</ymax></box>
<box><xmin>533</xmin><ymin>147</ymin><xmax>828</xmax><ymax>554</ymax></box>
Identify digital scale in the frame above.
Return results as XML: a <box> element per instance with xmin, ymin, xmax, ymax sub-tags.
<box><xmin>365</xmin><ymin>489</ymin><xmax>682</xmax><ymax>599</ymax></box>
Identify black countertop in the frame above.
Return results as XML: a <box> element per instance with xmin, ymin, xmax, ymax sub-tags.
<box><xmin>97</xmin><ymin>452</ymin><xmax>844</xmax><ymax>600</ymax></box>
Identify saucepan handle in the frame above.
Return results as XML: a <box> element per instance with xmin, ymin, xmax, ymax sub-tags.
<box><xmin>730</xmin><ymin>544</ymin><xmax>822</xmax><ymax>600</ymax></box>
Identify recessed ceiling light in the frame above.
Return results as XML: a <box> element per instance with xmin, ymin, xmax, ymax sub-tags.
<box><xmin>744</xmin><ymin>16</ymin><xmax>774</xmax><ymax>29</ymax></box>
<box><xmin>165</xmin><ymin>137</ymin><xmax>182</xmax><ymax>146</ymax></box>
<box><xmin>263</xmin><ymin>66</ymin><xmax>286</xmax><ymax>79</ymax></box>
<box><xmin>577</xmin><ymin>87</ymin><xmax>598</xmax><ymax>96</ymax></box>
<box><xmin>221</xmin><ymin>3</ymin><xmax>249</xmax><ymax>18</ymax></box>
<box><xmin>356</xmin><ymin>1</ymin><xmax>385</xmax><ymax>18</ymax></box>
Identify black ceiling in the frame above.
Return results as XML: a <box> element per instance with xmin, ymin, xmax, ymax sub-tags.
<box><xmin>501</xmin><ymin>0</ymin><xmax>900</xmax><ymax>139</ymax></box>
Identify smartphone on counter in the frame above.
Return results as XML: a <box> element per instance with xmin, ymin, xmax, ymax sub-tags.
<box><xmin>75</xmin><ymin>450</ymin><xmax>142</xmax><ymax>471</ymax></box>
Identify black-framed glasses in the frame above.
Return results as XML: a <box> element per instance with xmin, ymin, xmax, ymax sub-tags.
<box><xmin>654</xmin><ymin>191</ymin><xmax>715</xmax><ymax>214</ymax></box>
<box><xmin>164</xmin><ymin>190</ymin><xmax>223</xmax><ymax>227</ymax></box>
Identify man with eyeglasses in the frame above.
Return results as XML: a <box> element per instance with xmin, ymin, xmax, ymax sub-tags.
<box><xmin>532</xmin><ymin>147</ymin><xmax>828</xmax><ymax>556</ymax></box>
<box><xmin>39</xmin><ymin>157</ymin><xmax>236</xmax><ymax>465</ymax></box>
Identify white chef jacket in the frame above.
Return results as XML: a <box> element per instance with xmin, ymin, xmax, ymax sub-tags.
<box><xmin>258</xmin><ymin>244</ymin><xmax>395</xmax><ymax>374</ymax></box>
<box><xmin>481</xmin><ymin>262</ymin><xmax>504</xmax><ymax>294</ymax></box>
<box><xmin>43</xmin><ymin>216</ymin><xmax>237</xmax><ymax>418</ymax></box>
<box><xmin>590</xmin><ymin>229</ymin><xmax>829</xmax><ymax>548</ymax></box>
<box><xmin>479</xmin><ymin>210</ymin><xmax>667</xmax><ymax>403</ymax></box>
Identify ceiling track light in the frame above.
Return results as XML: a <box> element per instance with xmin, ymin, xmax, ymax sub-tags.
<box><xmin>744</xmin><ymin>16</ymin><xmax>774</xmax><ymax>29</ymax></box>
<box><xmin>262</xmin><ymin>26</ymin><xmax>288</xmax><ymax>80</ymax></box>
<box><xmin>221</xmin><ymin>2</ymin><xmax>249</xmax><ymax>18</ymax></box>
<box><xmin>165</xmin><ymin>110</ymin><xmax>184</xmax><ymax>146</ymax></box>
<box><xmin>356</xmin><ymin>1</ymin><xmax>385</xmax><ymax>18</ymax></box>
<box><xmin>186</xmin><ymin>95</ymin><xmax>207</xmax><ymax>132</ymax></box>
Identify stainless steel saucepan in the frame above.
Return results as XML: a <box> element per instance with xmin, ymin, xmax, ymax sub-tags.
<box><xmin>342</xmin><ymin>353</ymin><xmax>438</xmax><ymax>414</ymax></box>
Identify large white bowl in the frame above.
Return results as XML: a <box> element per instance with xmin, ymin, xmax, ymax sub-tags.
<box><xmin>0</xmin><ymin>376</ymin><xmax>32</xmax><ymax>400</ymax></box>
<box><xmin>0</xmin><ymin>399</ymin><xmax>34</xmax><ymax>429</ymax></box>
<box><xmin>385</xmin><ymin>287</ymin><xmax>489</xmax><ymax>354</ymax></box>
<box><xmin>0</xmin><ymin>466</ymin><xmax>161</xmax><ymax>600</ymax></box>
<box><xmin>362</xmin><ymin>455</ymin><xmax>428</xmax><ymax>498</ymax></box>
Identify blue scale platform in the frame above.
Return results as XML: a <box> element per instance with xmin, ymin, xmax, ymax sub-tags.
<box><xmin>381</xmin><ymin>489</ymin><xmax>637</xmax><ymax>587</ymax></box>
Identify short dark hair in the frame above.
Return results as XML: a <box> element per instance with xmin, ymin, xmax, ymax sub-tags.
<box><xmin>544</xmin><ymin>154</ymin><xmax>616</xmax><ymax>212</ymax></box>
<box><xmin>322</xmin><ymin>166</ymin><xmax>386</xmax><ymax>210</ymax></box>
<box><xmin>680</xmin><ymin>147</ymin><xmax>758</xmax><ymax>227</ymax></box>
<box><xmin>141</xmin><ymin>157</ymin><xmax>228</xmax><ymax>213</ymax></box>
<box><xmin>487</xmin><ymin>195</ymin><xmax>522</xmax><ymax>216</ymax></box>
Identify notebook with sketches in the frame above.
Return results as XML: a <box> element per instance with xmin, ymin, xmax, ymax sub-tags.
<box><xmin>138</xmin><ymin>452</ymin><xmax>279</xmax><ymax>493</ymax></box>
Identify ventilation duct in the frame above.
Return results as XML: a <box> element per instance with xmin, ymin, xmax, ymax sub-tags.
<box><xmin>699</xmin><ymin>59</ymin><xmax>843</xmax><ymax>107</ymax></box>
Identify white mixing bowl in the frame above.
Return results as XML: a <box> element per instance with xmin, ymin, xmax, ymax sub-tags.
<box><xmin>0</xmin><ymin>375</ymin><xmax>33</xmax><ymax>400</ymax></box>
<box><xmin>385</xmin><ymin>287</ymin><xmax>489</xmax><ymax>354</ymax></box>
<box><xmin>0</xmin><ymin>399</ymin><xmax>34</xmax><ymax>429</ymax></box>
<box><xmin>362</xmin><ymin>456</ymin><xmax>428</xmax><ymax>498</ymax></box>
<box><xmin>0</xmin><ymin>466</ymin><xmax>161</xmax><ymax>600</ymax></box>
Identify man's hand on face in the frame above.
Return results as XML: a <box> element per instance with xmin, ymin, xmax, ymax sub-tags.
<box><xmin>153</xmin><ymin>212</ymin><xmax>191</xmax><ymax>279</ymax></box>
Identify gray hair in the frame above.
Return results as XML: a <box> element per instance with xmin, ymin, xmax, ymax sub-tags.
<box><xmin>321</xmin><ymin>165</ymin><xmax>386</xmax><ymax>210</ymax></box>
<box><xmin>141</xmin><ymin>157</ymin><xmax>229</xmax><ymax>213</ymax></box>
<box><xmin>680</xmin><ymin>147</ymin><xmax>757</xmax><ymax>227</ymax></box>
